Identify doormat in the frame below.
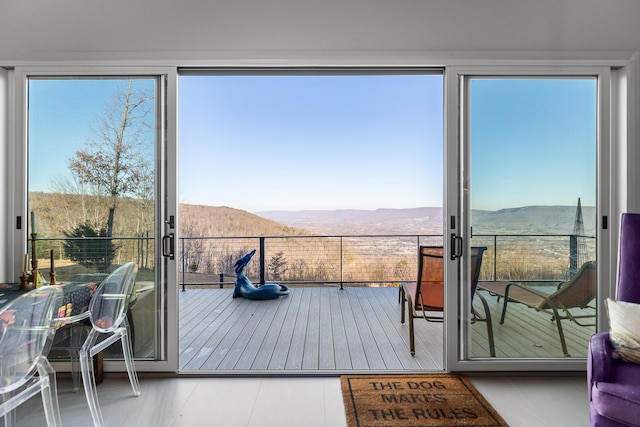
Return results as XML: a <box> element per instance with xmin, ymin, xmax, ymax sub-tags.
<box><xmin>341</xmin><ymin>374</ymin><xmax>508</xmax><ymax>427</ymax></box>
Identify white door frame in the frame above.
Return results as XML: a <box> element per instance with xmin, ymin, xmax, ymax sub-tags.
<box><xmin>444</xmin><ymin>65</ymin><xmax>614</xmax><ymax>372</ymax></box>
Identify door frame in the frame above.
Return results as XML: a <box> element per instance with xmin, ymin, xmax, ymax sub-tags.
<box><xmin>5</xmin><ymin>56</ymin><xmax>634</xmax><ymax>375</ymax></box>
<box><xmin>444</xmin><ymin>65</ymin><xmax>614</xmax><ymax>372</ymax></box>
<box><xmin>11</xmin><ymin>66</ymin><xmax>179</xmax><ymax>373</ymax></box>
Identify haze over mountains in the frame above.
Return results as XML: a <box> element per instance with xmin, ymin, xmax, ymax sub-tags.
<box><xmin>257</xmin><ymin>205</ymin><xmax>596</xmax><ymax>236</ymax></box>
<box><xmin>257</xmin><ymin>207</ymin><xmax>443</xmax><ymax>235</ymax></box>
<box><xmin>33</xmin><ymin>191</ymin><xmax>595</xmax><ymax>238</ymax></box>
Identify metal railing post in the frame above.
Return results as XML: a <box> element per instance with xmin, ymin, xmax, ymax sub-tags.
<box><xmin>220</xmin><ymin>272</ymin><xmax>224</xmax><ymax>289</ymax></box>
<box><xmin>181</xmin><ymin>238</ymin><xmax>186</xmax><ymax>292</ymax></box>
<box><xmin>259</xmin><ymin>236</ymin><xmax>265</xmax><ymax>285</ymax></box>
<box><xmin>493</xmin><ymin>235</ymin><xmax>497</xmax><ymax>281</ymax></box>
<box><xmin>339</xmin><ymin>236</ymin><xmax>344</xmax><ymax>290</ymax></box>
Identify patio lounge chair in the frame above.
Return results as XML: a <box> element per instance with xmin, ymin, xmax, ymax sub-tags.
<box><xmin>401</xmin><ymin>246</ymin><xmax>493</xmax><ymax>356</ymax></box>
<box><xmin>470</xmin><ymin>247</ymin><xmax>495</xmax><ymax>357</ymax></box>
<box><xmin>478</xmin><ymin>260</ymin><xmax>597</xmax><ymax>356</ymax></box>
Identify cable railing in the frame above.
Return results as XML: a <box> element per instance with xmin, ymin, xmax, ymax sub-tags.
<box><xmin>178</xmin><ymin>234</ymin><xmax>444</xmax><ymax>291</ymax></box>
<box><xmin>34</xmin><ymin>233</ymin><xmax>596</xmax><ymax>290</ymax></box>
<box><xmin>177</xmin><ymin>233</ymin><xmax>596</xmax><ymax>291</ymax></box>
<box><xmin>31</xmin><ymin>237</ymin><xmax>152</xmax><ymax>283</ymax></box>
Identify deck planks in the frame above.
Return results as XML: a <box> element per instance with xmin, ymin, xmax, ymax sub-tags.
<box><xmin>178</xmin><ymin>286</ymin><xmax>593</xmax><ymax>372</ymax></box>
<box><xmin>471</xmin><ymin>288</ymin><xmax>595</xmax><ymax>358</ymax></box>
<box><xmin>301</xmin><ymin>287</ymin><xmax>321</xmax><ymax>369</ymax></box>
<box><xmin>318</xmin><ymin>286</ymin><xmax>336</xmax><ymax>370</ymax></box>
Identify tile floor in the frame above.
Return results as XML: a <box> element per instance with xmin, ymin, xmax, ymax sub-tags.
<box><xmin>14</xmin><ymin>374</ymin><xmax>589</xmax><ymax>426</ymax></box>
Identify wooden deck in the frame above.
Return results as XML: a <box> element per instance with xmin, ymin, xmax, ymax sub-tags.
<box><xmin>472</xmin><ymin>287</ymin><xmax>595</xmax><ymax>358</ymax></box>
<box><xmin>178</xmin><ymin>286</ymin><xmax>594</xmax><ymax>372</ymax></box>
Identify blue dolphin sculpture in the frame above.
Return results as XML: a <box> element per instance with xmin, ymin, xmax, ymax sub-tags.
<box><xmin>233</xmin><ymin>249</ymin><xmax>290</xmax><ymax>300</ymax></box>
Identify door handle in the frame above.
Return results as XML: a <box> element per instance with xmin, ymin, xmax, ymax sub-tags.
<box><xmin>162</xmin><ymin>233</ymin><xmax>175</xmax><ymax>260</ymax></box>
<box><xmin>450</xmin><ymin>233</ymin><xmax>463</xmax><ymax>260</ymax></box>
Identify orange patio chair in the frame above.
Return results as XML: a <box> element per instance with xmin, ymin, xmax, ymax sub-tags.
<box><xmin>401</xmin><ymin>246</ymin><xmax>493</xmax><ymax>356</ymax></box>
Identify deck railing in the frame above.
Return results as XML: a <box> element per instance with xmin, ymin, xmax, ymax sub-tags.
<box><xmin>35</xmin><ymin>233</ymin><xmax>596</xmax><ymax>290</ymax></box>
<box><xmin>177</xmin><ymin>233</ymin><xmax>596</xmax><ymax>291</ymax></box>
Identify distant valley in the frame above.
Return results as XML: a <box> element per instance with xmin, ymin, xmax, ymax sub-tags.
<box><xmin>256</xmin><ymin>205</ymin><xmax>596</xmax><ymax>236</ymax></box>
<box><xmin>256</xmin><ymin>207</ymin><xmax>443</xmax><ymax>235</ymax></box>
<box><xmin>31</xmin><ymin>191</ymin><xmax>596</xmax><ymax>239</ymax></box>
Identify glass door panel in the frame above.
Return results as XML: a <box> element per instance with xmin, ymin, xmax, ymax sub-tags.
<box><xmin>466</xmin><ymin>77</ymin><xmax>598</xmax><ymax>359</ymax></box>
<box><xmin>27</xmin><ymin>77</ymin><xmax>161</xmax><ymax>360</ymax></box>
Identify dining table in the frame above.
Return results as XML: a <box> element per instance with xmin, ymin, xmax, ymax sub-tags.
<box><xmin>0</xmin><ymin>281</ymin><xmax>104</xmax><ymax>384</ymax></box>
<box><xmin>0</xmin><ymin>281</ymin><xmax>96</xmax><ymax>318</ymax></box>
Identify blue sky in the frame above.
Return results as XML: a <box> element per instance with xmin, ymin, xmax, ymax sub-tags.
<box><xmin>28</xmin><ymin>74</ymin><xmax>596</xmax><ymax>213</ymax></box>
<box><xmin>28</xmin><ymin>78</ymin><xmax>156</xmax><ymax>193</ymax></box>
<box><xmin>470</xmin><ymin>78</ymin><xmax>597</xmax><ymax>211</ymax></box>
<box><xmin>29</xmin><ymin>79</ymin><xmax>117</xmax><ymax>185</ymax></box>
<box><xmin>178</xmin><ymin>74</ymin><xmax>444</xmax><ymax>212</ymax></box>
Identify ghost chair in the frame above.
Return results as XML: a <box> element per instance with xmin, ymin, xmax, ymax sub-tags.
<box><xmin>79</xmin><ymin>262</ymin><xmax>140</xmax><ymax>427</ymax></box>
<box><xmin>50</xmin><ymin>320</ymin><xmax>89</xmax><ymax>392</ymax></box>
<box><xmin>0</xmin><ymin>286</ymin><xmax>62</xmax><ymax>427</ymax></box>
<box><xmin>49</xmin><ymin>293</ymin><xmax>94</xmax><ymax>393</ymax></box>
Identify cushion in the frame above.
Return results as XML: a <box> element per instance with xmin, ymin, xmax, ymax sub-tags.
<box><xmin>592</xmin><ymin>382</ymin><xmax>640</xmax><ymax>426</ymax></box>
<box><xmin>606</xmin><ymin>298</ymin><xmax>640</xmax><ymax>363</ymax></box>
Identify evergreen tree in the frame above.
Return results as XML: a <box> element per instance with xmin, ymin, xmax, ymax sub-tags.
<box><xmin>268</xmin><ymin>251</ymin><xmax>288</xmax><ymax>281</ymax></box>
<box><xmin>63</xmin><ymin>220</ymin><xmax>116</xmax><ymax>270</ymax></box>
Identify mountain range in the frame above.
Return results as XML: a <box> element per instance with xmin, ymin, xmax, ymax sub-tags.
<box><xmin>257</xmin><ymin>205</ymin><xmax>596</xmax><ymax>236</ymax></box>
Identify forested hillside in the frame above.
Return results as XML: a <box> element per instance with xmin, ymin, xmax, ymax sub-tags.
<box><xmin>472</xmin><ymin>205</ymin><xmax>596</xmax><ymax>235</ymax></box>
<box><xmin>30</xmin><ymin>192</ymin><xmax>591</xmax><ymax>284</ymax></box>
<box><xmin>179</xmin><ymin>204</ymin><xmax>308</xmax><ymax>237</ymax></box>
<box><xmin>30</xmin><ymin>191</ymin><xmax>152</xmax><ymax>239</ymax></box>
<box><xmin>31</xmin><ymin>192</ymin><xmax>591</xmax><ymax>240</ymax></box>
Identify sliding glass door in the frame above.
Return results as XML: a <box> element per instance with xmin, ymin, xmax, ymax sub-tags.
<box><xmin>453</xmin><ymin>69</ymin><xmax>610</xmax><ymax>367</ymax></box>
<box><xmin>17</xmin><ymin>69</ymin><xmax>176</xmax><ymax>371</ymax></box>
<box><xmin>11</xmin><ymin>65</ymin><xmax>615</xmax><ymax>374</ymax></box>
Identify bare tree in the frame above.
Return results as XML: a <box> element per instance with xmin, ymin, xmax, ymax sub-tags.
<box><xmin>180</xmin><ymin>220</ymin><xmax>205</xmax><ymax>274</ymax></box>
<box><xmin>131</xmin><ymin>161</ymin><xmax>154</xmax><ymax>268</ymax></box>
<box><xmin>69</xmin><ymin>80</ymin><xmax>154</xmax><ymax>242</ymax></box>
<box><xmin>49</xmin><ymin>174</ymin><xmax>105</xmax><ymax>229</ymax></box>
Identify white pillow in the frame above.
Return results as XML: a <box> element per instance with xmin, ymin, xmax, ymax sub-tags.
<box><xmin>606</xmin><ymin>298</ymin><xmax>640</xmax><ymax>363</ymax></box>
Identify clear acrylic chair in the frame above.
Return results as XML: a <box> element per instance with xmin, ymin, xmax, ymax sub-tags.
<box><xmin>0</xmin><ymin>286</ymin><xmax>63</xmax><ymax>427</ymax></box>
<box><xmin>79</xmin><ymin>262</ymin><xmax>140</xmax><ymax>427</ymax></box>
<box><xmin>50</xmin><ymin>295</ymin><xmax>92</xmax><ymax>393</ymax></box>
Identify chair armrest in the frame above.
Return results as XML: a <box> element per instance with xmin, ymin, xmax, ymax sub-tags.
<box><xmin>54</xmin><ymin>310</ymin><xmax>90</xmax><ymax>329</ymax></box>
<box><xmin>503</xmin><ymin>282</ymin><xmax>549</xmax><ymax>299</ymax></box>
<box><xmin>587</xmin><ymin>332</ymin><xmax>615</xmax><ymax>399</ymax></box>
<box><xmin>502</xmin><ymin>282</ymin><xmax>563</xmax><ymax>314</ymax></box>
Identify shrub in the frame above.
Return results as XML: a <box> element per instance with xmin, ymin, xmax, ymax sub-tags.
<box><xmin>63</xmin><ymin>220</ymin><xmax>116</xmax><ymax>270</ymax></box>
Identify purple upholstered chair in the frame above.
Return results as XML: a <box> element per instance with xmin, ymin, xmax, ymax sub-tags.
<box><xmin>588</xmin><ymin>213</ymin><xmax>640</xmax><ymax>426</ymax></box>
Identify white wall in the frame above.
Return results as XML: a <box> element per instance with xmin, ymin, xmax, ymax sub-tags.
<box><xmin>0</xmin><ymin>0</ymin><xmax>639</xmax><ymax>62</ymax></box>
